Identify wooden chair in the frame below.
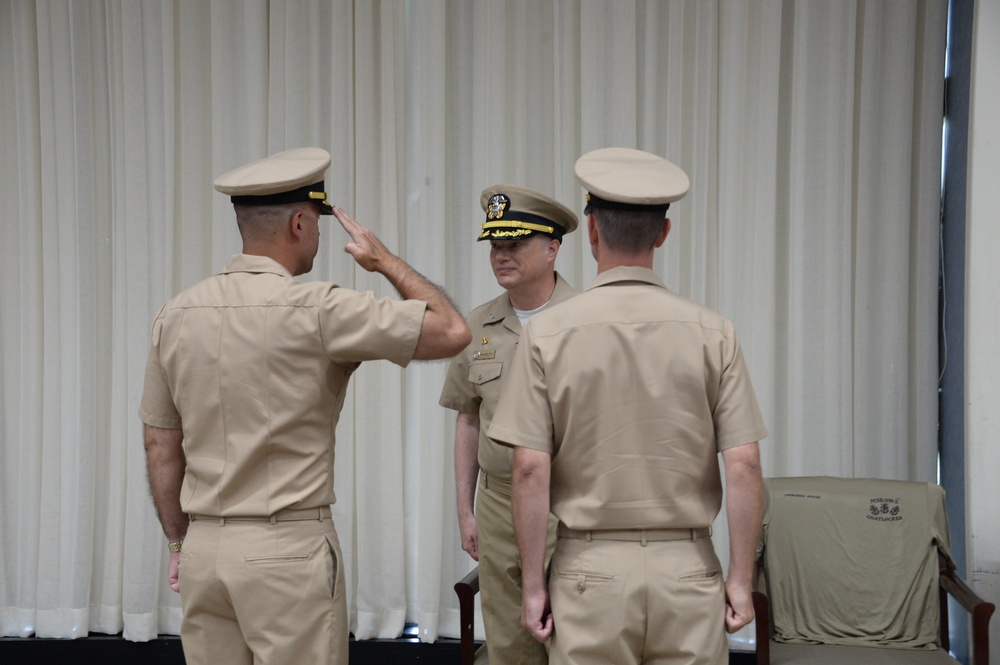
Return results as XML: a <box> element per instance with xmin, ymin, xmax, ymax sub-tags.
<box><xmin>454</xmin><ymin>565</ymin><xmax>485</xmax><ymax>665</ymax></box>
<box><xmin>752</xmin><ymin>476</ymin><xmax>994</xmax><ymax>665</ymax></box>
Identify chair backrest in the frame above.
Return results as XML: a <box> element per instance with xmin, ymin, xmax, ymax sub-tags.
<box><xmin>760</xmin><ymin>476</ymin><xmax>952</xmax><ymax>650</ymax></box>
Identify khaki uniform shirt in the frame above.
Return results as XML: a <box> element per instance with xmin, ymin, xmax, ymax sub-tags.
<box><xmin>138</xmin><ymin>254</ymin><xmax>425</xmax><ymax>516</ymax></box>
<box><xmin>488</xmin><ymin>266</ymin><xmax>767</xmax><ymax>530</ymax></box>
<box><xmin>439</xmin><ymin>273</ymin><xmax>576</xmax><ymax>481</ymax></box>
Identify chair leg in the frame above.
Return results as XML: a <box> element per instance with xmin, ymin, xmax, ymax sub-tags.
<box><xmin>455</xmin><ymin>567</ymin><xmax>481</xmax><ymax>665</ymax></box>
<box><xmin>752</xmin><ymin>590</ymin><xmax>770</xmax><ymax>665</ymax></box>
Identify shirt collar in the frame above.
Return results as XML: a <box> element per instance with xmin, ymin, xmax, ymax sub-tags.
<box><xmin>586</xmin><ymin>265</ymin><xmax>667</xmax><ymax>291</ymax></box>
<box><xmin>217</xmin><ymin>254</ymin><xmax>294</xmax><ymax>278</ymax></box>
<box><xmin>485</xmin><ymin>271</ymin><xmax>574</xmax><ymax>326</ymax></box>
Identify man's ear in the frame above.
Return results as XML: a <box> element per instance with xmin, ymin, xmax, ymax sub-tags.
<box><xmin>547</xmin><ymin>237</ymin><xmax>560</xmax><ymax>261</ymax></box>
<box><xmin>654</xmin><ymin>217</ymin><xmax>671</xmax><ymax>248</ymax></box>
<box><xmin>587</xmin><ymin>213</ymin><xmax>599</xmax><ymax>247</ymax></box>
<box><xmin>288</xmin><ymin>210</ymin><xmax>305</xmax><ymax>240</ymax></box>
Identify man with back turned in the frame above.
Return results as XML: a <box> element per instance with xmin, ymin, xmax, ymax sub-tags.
<box><xmin>489</xmin><ymin>148</ymin><xmax>767</xmax><ymax>665</ymax></box>
<box><xmin>140</xmin><ymin>147</ymin><xmax>470</xmax><ymax>664</ymax></box>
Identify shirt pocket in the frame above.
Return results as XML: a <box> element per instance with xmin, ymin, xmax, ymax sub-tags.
<box><xmin>469</xmin><ymin>361</ymin><xmax>503</xmax><ymax>406</ymax></box>
<box><xmin>468</xmin><ymin>361</ymin><xmax>502</xmax><ymax>386</ymax></box>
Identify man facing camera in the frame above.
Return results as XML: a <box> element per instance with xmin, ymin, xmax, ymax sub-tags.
<box><xmin>440</xmin><ymin>184</ymin><xmax>578</xmax><ymax>665</ymax></box>
<box><xmin>140</xmin><ymin>147</ymin><xmax>470</xmax><ymax>665</ymax></box>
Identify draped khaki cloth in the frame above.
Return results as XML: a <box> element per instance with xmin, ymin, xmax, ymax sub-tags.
<box><xmin>762</xmin><ymin>477</ymin><xmax>952</xmax><ymax>650</ymax></box>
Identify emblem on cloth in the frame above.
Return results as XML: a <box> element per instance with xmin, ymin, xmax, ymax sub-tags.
<box><xmin>487</xmin><ymin>194</ymin><xmax>509</xmax><ymax>220</ymax></box>
<box><xmin>867</xmin><ymin>497</ymin><xmax>902</xmax><ymax>522</ymax></box>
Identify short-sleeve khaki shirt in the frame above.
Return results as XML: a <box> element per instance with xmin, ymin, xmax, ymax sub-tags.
<box><xmin>439</xmin><ymin>273</ymin><xmax>576</xmax><ymax>481</ymax></box>
<box><xmin>488</xmin><ymin>266</ymin><xmax>767</xmax><ymax>530</ymax></box>
<box><xmin>138</xmin><ymin>254</ymin><xmax>426</xmax><ymax>516</ymax></box>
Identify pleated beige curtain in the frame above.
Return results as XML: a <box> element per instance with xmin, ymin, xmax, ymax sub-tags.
<box><xmin>0</xmin><ymin>0</ymin><xmax>946</xmax><ymax>647</ymax></box>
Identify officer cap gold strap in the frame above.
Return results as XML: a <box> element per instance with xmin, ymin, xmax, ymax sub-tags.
<box><xmin>477</xmin><ymin>184</ymin><xmax>578</xmax><ymax>242</ymax></box>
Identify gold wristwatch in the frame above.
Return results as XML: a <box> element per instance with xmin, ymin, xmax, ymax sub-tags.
<box><xmin>168</xmin><ymin>539</ymin><xmax>184</xmax><ymax>553</ymax></box>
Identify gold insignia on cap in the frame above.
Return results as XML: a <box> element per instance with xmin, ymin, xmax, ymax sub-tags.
<box><xmin>308</xmin><ymin>190</ymin><xmax>332</xmax><ymax>208</ymax></box>
<box><xmin>481</xmin><ymin>220</ymin><xmax>555</xmax><ymax>235</ymax></box>
<box><xmin>487</xmin><ymin>194</ymin><xmax>509</xmax><ymax>220</ymax></box>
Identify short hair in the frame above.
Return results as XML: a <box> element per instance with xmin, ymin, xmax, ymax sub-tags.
<box><xmin>234</xmin><ymin>202</ymin><xmax>309</xmax><ymax>242</ymax></box>
<box><xmin>592</xmin><ymin>207</ymin><xmax>666</xmax><ymax>254</ymax></box>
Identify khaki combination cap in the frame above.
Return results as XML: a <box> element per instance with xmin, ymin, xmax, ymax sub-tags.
<box><xmin>574</xmin><ymin>147</ymin><xmax>689</xmax><ymax>213</ymax></box>
<box><xmin>478</xmin><ymin>184</ymin><xmax>578</xmax><ymax>242</ymax></box>
<box><xmin>214</xmin><ymin>147</ymin><xmax>334</xmax><ymax>215</ymax></box>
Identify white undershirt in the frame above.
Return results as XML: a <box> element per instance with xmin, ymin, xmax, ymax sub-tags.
<box><xmin>513</xmin><ymin>300</ymin><xmax>551</xmax><ymax>326</ymax></box>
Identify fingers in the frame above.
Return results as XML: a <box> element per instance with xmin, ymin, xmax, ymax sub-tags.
<box><xmin>462</xmin><ymin>538</ymin><xmax>479</xmax><ymax>562</ymax></box>
<box><xmin>522</xmin><ymin>592</ymin><xmax>553</xmax><ymax>643</ymax></box>
<box><xmin>168</xmin><ymin>551</ymin><xmax>181</xmax><ymax>593</ymax></box>
<box><xmin>527</xmin><ymin>614</ymin><xmax>552</xmax><ymax>642</ymax></box>
<box><xmin>725</xmin><ymin>603</ymin><xmax>753</xmax><ymax>633</ymax></box>
<box><xmin>533</xmin><ymin>613</ymin><xmax>554</xmax><ymax>642</ymax></box>
<box><xmin>332</xmin><ymin>205</ymin><xmax>372</xmax><ymax>257</ymax></box>
<box><xmin>332</xmin><ymin>205</ymin><xmax>359</xmax><ymax>234</ymax></box>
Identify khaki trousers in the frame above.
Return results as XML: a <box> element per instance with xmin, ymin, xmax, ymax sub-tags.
<box><xmin>548</xmin><ymin>534</ymin><xmax>726</xmax><ymax>665</ymax></box>
<box><xmin>178</xmin><ymin>510</ymin><xmax>347</xmax><ymax>665</ymax></box>
<box><xmin>476</xmin><ymin>472</ymin><xmax>557</xmax><ymax>665</ymax></box>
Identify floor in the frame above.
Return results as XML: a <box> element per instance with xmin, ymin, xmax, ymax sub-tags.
<box><xmin>0</xmin><ymin>635</ymin><xmax>758</xmax><ymax>664</ymax></box>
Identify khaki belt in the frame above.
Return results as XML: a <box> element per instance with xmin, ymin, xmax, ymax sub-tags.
<box><xmin>189</xmin><ymin>505</ymin><xmax>331</xmax><ymax>525</ymax></box>
<box><xmin>480</xmin><ymin>471</ymin><xmax>512</xmax><ymax>497</ymax></box>
<box><xmin>557</xmin><ymin>524</ymin><xmax>711</xmax><ymax>544</ymax></box>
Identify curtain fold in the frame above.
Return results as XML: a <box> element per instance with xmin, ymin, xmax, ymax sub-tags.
<box><xmin>0</xmin><ymin>0</ymin><xmax>945</xmax><ymax>646</ymax></box>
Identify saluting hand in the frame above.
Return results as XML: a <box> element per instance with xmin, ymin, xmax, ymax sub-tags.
<box><xmin>333</xmin><ymin>205</ymin><xmax>398</xmax><ymax>274</ymax></box>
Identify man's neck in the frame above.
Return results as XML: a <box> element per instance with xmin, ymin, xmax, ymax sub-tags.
<box><xmin>242</xmin><ymin>245</ymin><xmax>300</xmax><ymax>276</ymax></box>
<box><xmin>507</xmin><ymin>272</ymin><xmax>557</xmax><ymax>311</ymax></box>
<box><xmin>596</xmin><ymin>253</ymin><xmax>654</xmax><ymax>274</ymax></box>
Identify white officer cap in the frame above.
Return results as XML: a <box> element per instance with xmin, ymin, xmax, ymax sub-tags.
<box><xmin>574</xmin><ymin>147</ymin><xmax>689</xmax><ymax>213</ymax></box>
<box><xmin>214</xmin><ymin>147</ymin><xmax>334</xmax><ymax>214</ymax></box>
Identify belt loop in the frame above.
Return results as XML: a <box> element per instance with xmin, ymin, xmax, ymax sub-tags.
<box><xmin>318</xmin><ymin>507</ymin><xmax>325</xmax><ymax>522</ymax></box>
<box><xmin>218</xmin><ymin>517</ymin><xmax>226</xmax><ymax>526</ymax></box>
<box><xmin>640</xmin><ymin>530</ymin><xmax>648</xmax><ymax>547</ymax></box>
<box><xmin>586</xmin><ymin>530</ymin><xmax>592</xmax><ymax>542</ymax></box>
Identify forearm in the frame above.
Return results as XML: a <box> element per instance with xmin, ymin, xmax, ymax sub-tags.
<box><xmin>512</xmin><ymin>447</ymin><xmax>552</xmax><ymax>593</ymax></box>
<box><xmin>377</xmin><ymin>254</ymin><xmax>443</xmax><ymax>305</ymax></box>
<box><xmin>723</xmin><ymin>442</ymin><xmax>764</xmax><ymax>586</ymax></box>
<box><xmin>454</xmin><ymin>412</ymin><xmax>481</xmax><ymax>521</ymax></box>
<box><xmin>143</xmin><ymin>424</ymin><xmax>188</xmax><ymax>541</ymax></box>
<box><xmin>332</xmin><ymin>205</ymin><xmax>470</xmax><ymax>358</ymax></box>
<box><xmin>380</xmin><ymin>256</ymin><xmax>470</xmax><ymax>359</ymax></box>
